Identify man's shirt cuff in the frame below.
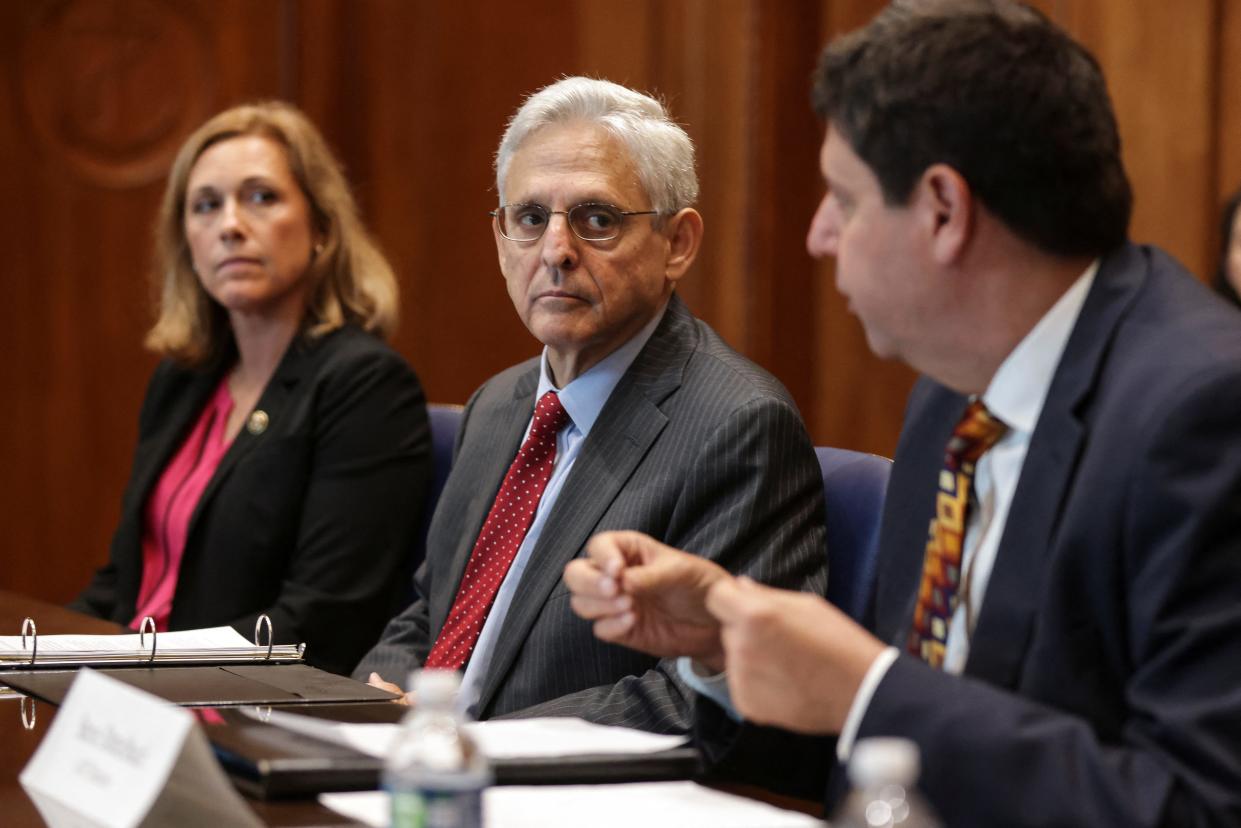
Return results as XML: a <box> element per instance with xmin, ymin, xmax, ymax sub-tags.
<box><xmin>836</xmin><ymin>646</ymin><xmax>900</xmax><ymax>763</ymax></box>
<box><xmin>676</xmin><ymin>656</ymin><xmax>742</xmax><ymax>722</ymax></box>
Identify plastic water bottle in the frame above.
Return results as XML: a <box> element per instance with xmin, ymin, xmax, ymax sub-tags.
<box><xmin>384</xmin><ymin>669</ymin><xmax>492</xmax><ymax>828</ymax></box>
<box><xmin>832</xmin><ymin>738</ymin><xmax>940</xmax><ymax>828</ymax></box>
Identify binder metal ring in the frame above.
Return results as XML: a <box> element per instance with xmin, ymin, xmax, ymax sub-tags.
<box><xmin>20</xmin><ymin>695</ymin><xmax>36</xmax><ymax>730</ymax></box>
<box><xmin>254</xmin><ymin>614</ymin><xmax>274</xmax><ymax>660</ymax></box>
<box><xmin>138</xmin><ymin>616</ymin><xmax>157</xmax><ymax>664</ymax></box>
<box><xmin>21</xmin><ymin>617</ymin><xmax>36</xmax><ymax>666</ymax></box>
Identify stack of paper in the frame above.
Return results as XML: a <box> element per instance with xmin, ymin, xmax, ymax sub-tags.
<box><xmin>321</xmin><ymin>782</ymin><xmax>824</xmax><ymax>828</ymax></box>
<box><xmin>0</xmin><ymin>625</ymin><xmax>305</xmax><ymax>668</ymax></box>
<box><xmin>0</xmin><ymin>626</ymin><xmax>253</xmax><ymax>656</ymax></box>
<box><xmin>247</xmin><ymin>709</ymin><xmax>689</xmax><ymax>760</ymax></box>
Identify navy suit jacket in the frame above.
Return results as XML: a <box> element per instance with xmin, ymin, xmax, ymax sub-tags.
<box><xmin>71</xmin><ymin>326</ymin><xmax>431</xmax><ymax>676</ymax></box>
<box><xmin>698</xmin><ymin>243</ymin><xmax>1241</xmax><ymax>826</ymax></box>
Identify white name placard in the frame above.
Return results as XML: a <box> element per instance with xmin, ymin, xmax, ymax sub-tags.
<box><xmin>19</xmin><ymin>668</ymin><xmax>261</xmax><ymax>828</ymax></box>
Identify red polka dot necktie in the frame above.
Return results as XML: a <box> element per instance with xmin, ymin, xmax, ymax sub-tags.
<box><xmin>906</xmin><ymin>399</ymin><xmax>1007</xmax><ymax>668</ymax></box>
<box><xmin>425</xmin><ymin>391</ymin><xmax>571</xmax><ymax>670</ymax></box>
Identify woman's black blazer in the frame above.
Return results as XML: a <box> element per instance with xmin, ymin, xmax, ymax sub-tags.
<box><xmin>70</xmin><ymin>325</ymin><xmax>431</xmax><ymax>675</ymax></box>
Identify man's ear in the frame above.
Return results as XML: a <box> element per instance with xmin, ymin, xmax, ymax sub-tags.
<box><xmin>663</xmin><ymin>208</ymin><xmax>704</xmax><ymax>284</ymax></box>
<box><xmin>917</xmin><ymin>164</ymin><xmax>973</xmax><ymax>265</ymax></box>
<box><xmin>492</xmin><ymin>213</ymin><xmax>507</xmax><ymax>272</ymax></box>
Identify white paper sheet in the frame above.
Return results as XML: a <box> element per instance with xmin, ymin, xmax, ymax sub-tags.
<box><xmin>467</xmin><ymin>717</ymin><xmax>689</xmax><ymax>759</ymax></box>
<box><xmin>321</xmin><ymin>783</ymin><xmax>824</xmax><ymax>828</ymax></box>
<box><xmin>0</xmin><ymin>626</ymin><xmax>251</xmax><ymax>654</ymax></box>
<box><xmin>247</xmin><ymin>708</ymin><xmax>687</xmax><ymax>760</ymax></box>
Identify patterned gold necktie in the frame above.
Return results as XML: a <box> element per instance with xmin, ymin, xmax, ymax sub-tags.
<box><xmin>907</xmin><ymin>399</ymin><xmax>1007</xmax><ymax>668</ymax></box>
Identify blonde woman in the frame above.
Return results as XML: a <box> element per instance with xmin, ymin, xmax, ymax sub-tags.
<box><xmin>71</xmin><ymin>102</ymin><xmax>430</xmax><ymax>676</ymax></box>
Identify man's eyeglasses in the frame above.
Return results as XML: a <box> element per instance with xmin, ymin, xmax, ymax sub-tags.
<box><xmin>491</xmin><ymin>202</ymin><xmax>659</xmax><ymax>242</ymax></box>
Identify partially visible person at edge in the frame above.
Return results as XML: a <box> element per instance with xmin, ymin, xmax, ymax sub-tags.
<box><xmin>566</xmin><ymin>1</ymin><xmax>1241</xmax><ymax>824</ymax></box>
<box><xmin>71</xmin><ymin>101</ymin><xmax>431</xmax><ymax>676</ymax></box>
<box><xmin>1213</xmin><ymin>186</ymin><xmax>1241</xmax><ymax>307</ymax></box>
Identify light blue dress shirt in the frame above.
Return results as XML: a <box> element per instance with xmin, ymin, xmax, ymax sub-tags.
<box><xmin>458</xmin><ymin>303</ymin><xmax>668</xmax><ymax>715</ymax></box>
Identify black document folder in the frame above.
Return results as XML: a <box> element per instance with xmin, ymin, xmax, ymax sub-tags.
<box><xmin>201</xmin><ymin>705</ymin><xmax>702</xmax><ymax>799</ymax></box>
<box><xmin>0</xmin><ymin>663</ymin><xmax>398</xmax><ymax>707</ymax></box>
<box><xmin>2</xmin><ymin>612</ymin><xmax>302</xmax><ymax>669</ymax></box>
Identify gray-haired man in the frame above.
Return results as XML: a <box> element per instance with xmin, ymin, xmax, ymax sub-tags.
<box><xmin>355</xmin><ymin>77</ymin><xmax>826</xmax><ymax>733</ymax></box>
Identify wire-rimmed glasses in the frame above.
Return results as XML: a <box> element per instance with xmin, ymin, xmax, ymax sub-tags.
<box><xmin>491</xmin><ymin>202</ymin><xmax>658</xmax><ymax>242</ymax></box>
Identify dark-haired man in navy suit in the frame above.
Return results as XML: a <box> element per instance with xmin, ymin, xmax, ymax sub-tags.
<box><xmin>566</xmin><ymin>1</ymin><xmax>1241</xmax><ymax>824</ymax></box>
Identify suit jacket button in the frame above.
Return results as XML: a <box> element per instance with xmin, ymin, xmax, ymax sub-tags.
<box><xmin>247</xmin><ymin>410</ymin><xmax>269</xmax><ymax>435</ymax></box>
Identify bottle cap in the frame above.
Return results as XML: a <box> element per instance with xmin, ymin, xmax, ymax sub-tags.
<box><xmin>848</xmin><ymin>737</ymin><xmax>921</xmax><ymax>787</ymax></box>
<box><xmin>410</xmin><ymin>668</ymin><xmax>461</xmax><ymax>706</ymax></box>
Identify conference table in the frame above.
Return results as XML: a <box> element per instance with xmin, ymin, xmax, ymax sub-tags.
<box><xmin>0</xmin><ymin>590</ymin><xmax>376</xmax><ymax>826</ymax></box>
<box><xmin>0</xmin><ymin>590</ymin><xmax>822</xmax><ymax>827</ymax></box>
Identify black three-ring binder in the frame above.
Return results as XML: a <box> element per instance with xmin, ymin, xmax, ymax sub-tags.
<box><xmin>203</xmin><ymin>705</ymin><xmax>702</xmax><ymax>799</ymax></box>
<box><xmin>0</xmin><ymin>615</ymin><xmax>397</xmax><ymax>707</ymax></box>
<box><xmin>2</xmin><ymin>614</ymin><xmax>302</xmax><ymax>669</ymax></box>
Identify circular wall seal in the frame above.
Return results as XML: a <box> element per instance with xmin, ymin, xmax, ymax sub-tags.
<box><xmin>19</xmin><ymin>0</ymin><xmax>215</xmax><ymax>188</ymax></box>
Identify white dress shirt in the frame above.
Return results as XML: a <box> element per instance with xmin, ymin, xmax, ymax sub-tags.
<box><xmin>681</xmin><ymin>262</ymin><xmax>1099</xmax><ymax>760</ymax></box>
<box><xmin>458</xmin><ymin>303</ymin><xmax>668</xmax><ymax>714</ymax></box>
<box><xmin>834</xmin><ymin>260</ymin><xmax>1098</xmax><ymax>758</ymax></box>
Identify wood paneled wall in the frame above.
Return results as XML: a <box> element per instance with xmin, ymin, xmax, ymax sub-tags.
<box><xmin>2</xmin><ymin>0</ymin><xmax>1238</xmax><ymax>604</ymax></box>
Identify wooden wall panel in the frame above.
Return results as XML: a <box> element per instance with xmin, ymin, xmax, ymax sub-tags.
<box><xmin>4</xmin><ymin>0</ymin><xmax>1240</xmax><ymax>606</ymax></box>
<box><xmin>1218</xmin><ymin>0</ymin><xmax>1241</xmax><ymax>230</ymax></box>
<box><xmin>1063</xmin><ymin>0</ymin><xmax>1217</xmax><ymax>280</ymax></box>
<box><xmin>739</xmin><ymin>0</ymin><xmax>827</xmax><ymax>420</ymax></box>
<box><xmin>625</xmin><ymin>0</ymin><xmax>753</xmax><ymax>352</ymax></box>
<box><xmin>0</xmin><ymin>0</ymin><xmax>288</xmax><ymax>602</ymax></box>
<box><xmin>291</xmin><ymin>1</ymin><xmax>581</xmax><ymax>407</ymax></box>
<box><xmin>810</xmin><ymin>0</ymin><xmax>917</xmax><ymax>457</ymax></box>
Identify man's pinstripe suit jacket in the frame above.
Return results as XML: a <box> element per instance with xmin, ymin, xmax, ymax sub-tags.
<box><xmin>354</xmin><ymin>295</ymin><xmax>827</xmax><ymax>733</ymax></box>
